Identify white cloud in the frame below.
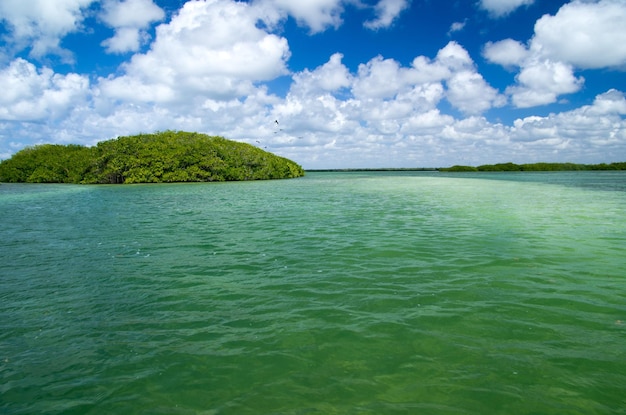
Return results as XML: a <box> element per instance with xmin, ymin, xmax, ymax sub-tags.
<box><xmin>531</xmin><ymin>0</ymin><xmax>626</xmax><ymax>69</ymax></box>
<box><xmin>1</xmin><ymin>1</ymin><xmax>624</xmax><ymax>169</ymax></box>
<box><xmin>100</xmin><ymin>27</ymin><xmax>144</xmax><ymax>54</ymax></box>
<box><xmin>588</xmin><ymin>89</ymin><xmax>626</xmax><ymax>116</ymax></box>
<box><xmin>435</xmin><ymin>41</ymin><xmax>473</xmax><ymax>71</ymax></box>
<box><xmin>402</xmin><ymin>109</ymin><xmax>454</xmax><ymax>134</ymax></box>
<box><xmin>0</xmin><ymin>0</ymin><xmax>95</xmax><ymax>62</ymax></box>
<box><xmin>100</xmin><ymin>0</ymin><xmax>164</xmax><ymax>28</ymax></box>
<box><xmin>0</xmin><ymin>58</ymin><xmax>90</xmax><ymax>121</ymax></box>
<box><xmin>352</xmin><ymin>56</ymin><xmax>411</xmax><ymax>99</ymax></box>
<box><xmin>98</xmin><ymin>0</ymin><xmax>290</xmax><ymax>103</ymax></box>
<box><xmin>447</xmin><ymin>70</ymin><xmax>506</xmax><ymax>114</ymax></box>
<box><xmin>89</xmin><ymin>38</ymin><xmax>506</xmax><ymax>159</ymax></box>
<box><xmin>479</xmin><ymin>0</ymin><xmax>534</xmax><ymax>18</ymax></box>
<box><xmin>364</xmin><ymin>0</ymin><xmax>410</xmax><ymax>30</ymax></box>
<box><xmin>272</xmin><ymin>87</ymin><xmax>626</xmax><ymax>167</ymax></box>
<box><xmin>291</xmin><ymin>53</ymin><xmax>352</xmax><ymax>95</ymax></box>
<box><xmin>254</xmin><ymin>0</ymin><xmax>345</xmax><ymax>33</ymax></box>
<box><xmin>271</xmin><ymin>41</ymin><xmax>504</xmax><ymax>161</ymax></box>
<box><xmin>400</xmin><ymin>83</ymin><xmax>446</xmax><ymax>112</ymax></box>
<box><xmin>448</xmin><ymin>20</ymin><xmax>467</xmax><ymax>36</ymax></box>
<box><xmin>349</xmin><ymin>42</ymin><xmax>503</xmax><ymax>115</ymax></box>
<box><xmin>511</xmin><ymin>89</ymin><xmax>626</xmax><ymax>158</ymax></box>
<box><xmin>100</xmin><ymin>0</ymin><xmax>165</xmax><ymax>54</ymax></box>
<box><xmin>436</xmin><ymin>42</ymin><xmax>505</xmax><ymax>114</ymax></box>
<box><xmin>266</xmin><ymin>50</ymin><xmax>625</xmax><ymax>166</ymax></box>
<box><xmin>441</xmin><ymin>116</ymin><xmax>506</xmax><ymax>143</ymax></box>
<box><xmin>252</xmin><ymin>0</ymin><xmax>410</xmax><ymax>33</ymax></box>
<box><xmin>483</xmin><ymin>39</ymin><xmax>528</xmax><ymax>67</ymax></box>
<box><xmin>507</xmin><ymin>59</ymin><xmax>584</xmax><ymax>108</ymax></box>
<box><xmin>410</xmin><ymin>56</ymin><xmax>450</xmax><ymax>83</ymax></box>
<box><xmin>486</xmin><ymin>0</ymin><xmax>626</xmax><ymax>72</ymax></box>
<box><xmin>485</xmin><ymin>1</ymin><xmax>626</xmax><ymax>108</ymax></box>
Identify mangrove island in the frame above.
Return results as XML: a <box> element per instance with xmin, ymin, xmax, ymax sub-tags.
<box><xmin>0</xmin><ymin>131</ymin><xmax>305</xmax><ymax>184</ymax></box>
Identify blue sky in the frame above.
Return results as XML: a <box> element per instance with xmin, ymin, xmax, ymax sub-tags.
<box><xmin>1</xmin><ymin>0</ymin><xmax>625</xmax><ymax>169</ymax></box>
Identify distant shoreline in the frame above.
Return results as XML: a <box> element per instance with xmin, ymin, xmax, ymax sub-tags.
<box><xmin>307</xmin><ymin>168</ymin><xmax>439</xmax><ymax>172</ymax></box>
<box><xmin>307</xmin><ymin>162</ymin><xmax>626</xmax><ymax>173</ymax></box>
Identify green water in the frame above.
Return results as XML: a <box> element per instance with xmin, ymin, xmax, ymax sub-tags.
<box><xmin>1</xmin><ymin>172</ymin><xmax>625</xmax><ymax>414</ymax></box>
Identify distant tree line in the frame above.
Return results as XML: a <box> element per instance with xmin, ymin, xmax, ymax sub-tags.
<box><xmin>439</xmin><ymin>162</ymin><xmax>626</xmax><ymax>172</ymax></box>
<box><xmin>0</xmin><ymin>131</ymin><xmax>304</xmax><ymax>184</ymax></box>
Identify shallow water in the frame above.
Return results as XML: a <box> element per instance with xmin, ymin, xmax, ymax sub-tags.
<box><xmin>1</xmin><ymin>172</ymin><xmax>625</xmax><ymax>414</ymax></box>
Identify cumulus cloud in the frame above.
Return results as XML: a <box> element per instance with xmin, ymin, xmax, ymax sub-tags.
<box><xmin>268</xmin><ymin>42</ymin><xmax>624</xmax><ymax>166</ymax></box>
<box><xmin>291</xmin><ymin>53</ymin><xmax>352</xmax><ymax>95</ymax></box>
<box><xmin>448</xmin><ymin>71</ymin><xmax>506</xmax><ymax>114</ymax></box>
<box><xmin>89</xmin><ymin>38</ymin><xmax>505</xmax><ymax>154</ymax></box>
<box><xmin>0</xmin><ymin>0</ymin><xmax>95</xmax><ymax>62</ymax></box>
<box><xmin>483</xmin><ymin>39</ymin><xmax>528</xmax><ymax>67</ymax></box>
<box><xmin>435</xmin><ymin>41</ymin><xmax>473</xmax><ymax>71</ymax></box>
<box><xmin>588</xmin><ymin>89</ymin><xmax>626</xmax><ymax>116</ymax></box>
<box><xmin>485</xmin><ymin>0</ymin><xmax>626</xmax><ymax>108</ymax></box>
<box><xmin>364</xmin><ymin>0</ymin><xmax>410</xmax><ymax>30</ymax></box>
<box><xmin>507</xmin><ymin>59</ymin><xmax>584</xmax><ymax>108</ymax></box>
<box><xmin>448</xmin><ymin>20</ymin><xmax>467</xmax><ymax>36</ymax></box>
<box><xmin>1</xmin><ymin>0</ymin><xmax>624</xmax><ymax>169</ymax></box>
<box><xmin>531</xmin><ymin>0</ymin><xmax>626</xmax><ymax>69</ymax></box>
<box><xmin>100</xmin><ymin>0</ymin><xmax>165</xmax><ymax>54</ymax></box>
<box><xmin>276</xmin><ymin>41</ymin><xmax>503</xmax><ymax>151</ymax></box>
<box><xmin>0</xmin><ymin>58</ymin><xmax>90</xmax><ymax>121</ymax></box>
<box><xmin>254</xmin><ymin>0</ymin><xmax>345</xmax><ymax>33</ymax></box>
<box><xmin>347</xmin><ymin>42</ymin><xmax>504</xmax><ymax>115</ymax></box>
<box><xmin>402</xmin><ymin>109</ymin><xmax>454</xmax><ymax>135</ymax></box>
<box><xmin>352</xmin><ymin>57</ymin><xmax>411</xmax><ymax>100</ymax></box>
<box><xmin>252</xmin><ymin>0</ymin><xmax>410</xmax><ymax>33</ymax></box>
<box><xmin>410</xmin><ymin>56</ymin><xmax>450</xmax><ymax>83</ymax></box>
<box><xmin>267</xmin><ymin>86</ymin><xmax>626</xmax><ymax>167</ymax></box>
<box><xmin>436</xmin><ymin>42</ymin><xmax>505</xmax><ymax>114</ymax></box>
<box><xmin>479</xmin><ymin>0</ymin><xmax>534</xmax><ymax>18</ymax></box>
<box><xmin>97</xmin><ymin>0</ymin><xmax>290</xmax><ymax>103</ymax></box>
<box><xmin>511</xmin><ymin>89</ymin><xmax>626</xmax><ymax>159</ymax></box>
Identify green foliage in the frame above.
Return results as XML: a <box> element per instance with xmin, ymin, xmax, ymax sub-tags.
<box><xmin>519</xmin><ymin>162</ymin><xmax>586</xmax><ymax>171</ymax></box>
<box><xmin>477</xmin><ymin>162</ymin><xmax>521</xmax><ymax>171</ymax></box>
<box><xmin>439</xmin><ymin>165</ymin><xmax>478</xmax><ymax>172</ymax></box>
<box><xmin>0</xmin><ymin>131</ymin><xmax>304</xmax><ymax>184</ymax></box>
<box><xmin>445</xmin><ymin>162</ymin><xmax>626</xmax><ymax>172</ymax></box>
<box><xmin>0</xmin><ymin>144</ymin><xmax>93</xmax><ymax>183</ymax></box>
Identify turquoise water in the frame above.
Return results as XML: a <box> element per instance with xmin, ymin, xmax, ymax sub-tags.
<box><xmin>1</xmin><ymin>171</ymin><xmax>625</xmax><ymax>414</ymax></box>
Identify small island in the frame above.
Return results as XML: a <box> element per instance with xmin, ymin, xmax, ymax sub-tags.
<box><xmin>439</xmin><ymin>162</ymin><xmax>626</xmax><ymax>172</ymax></box>
<box><xmin>0</xmin><ymin>131</ymin><xmax>304</xmax><ymax>184</ymax></box>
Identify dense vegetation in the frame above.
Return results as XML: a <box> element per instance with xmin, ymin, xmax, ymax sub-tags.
<box><xmin>440</xmin><ymin>162</ymin><xmax>626</xmax><ymax>172</ymax></box>
<box><xmin>0</xmin><ymin>131</ymin><xmax>304</xmax><ymax>184</ymax></box>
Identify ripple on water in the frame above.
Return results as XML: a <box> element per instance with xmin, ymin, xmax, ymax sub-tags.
<box><xmin>1</xmin><ymin>173</ymin><xmax>626</xmax><ymax>414</ymax></box>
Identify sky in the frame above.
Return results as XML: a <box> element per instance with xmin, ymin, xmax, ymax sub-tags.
<box><xmin>1</xmin><ymin>0</ymin><xmax>625</xmax><ymax>169</ymax></box>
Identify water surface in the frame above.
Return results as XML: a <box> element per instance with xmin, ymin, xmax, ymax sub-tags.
<box><xmin>1</xmin><ymin>172</ymin><xmax>625</xmax><ymax>414</ymax></box>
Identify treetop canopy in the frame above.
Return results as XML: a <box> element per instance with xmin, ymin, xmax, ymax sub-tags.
<box><xmin>0</xmin><ymin>131</ymin><xmax>305</xmax><ymax>184</ymax></box>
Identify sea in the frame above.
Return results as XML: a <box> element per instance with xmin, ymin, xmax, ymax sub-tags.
<box><xmin>1</xmin><ymin>171</ymin><xmax>625</xmax><ymax>414</ymax></box>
